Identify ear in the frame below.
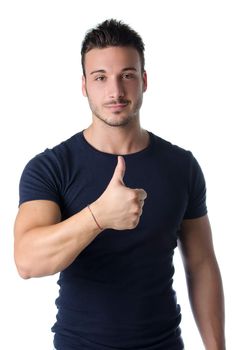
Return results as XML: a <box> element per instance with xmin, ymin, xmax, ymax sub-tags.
<box><xmin>142</xmin><ymin>71</ymin><xmax>147</xmax><ymax>92</ymax></box>
<box><xmin>82</xmin><ymin>76</ymin><xmax>87</xmax><ymax>97</ymax></box>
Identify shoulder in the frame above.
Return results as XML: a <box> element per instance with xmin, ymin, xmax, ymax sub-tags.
<box><xmin>18</xmin><ymin>132</ymin><xmax>84</xmax><ymax>205</ymax></box>
<box><xmin>21</xmin><ymin>131</ymin><xmax>84</xmax><ymax>182</ymax></box>
<box><xmin>150</xmin><ymin>132</ymin><xmax>193</xmax><ymax>165</ymax></box>
<box><xmin>148</xmin><ymin>131</ymin><xmax>205</xmax><ymax>187</ymax></box>
<box><xmin>25</xmin><ymin>131</ymin><xmax>83</xmax><ymax>170</ymax></box>
<box><xmin>149</xmin><ymin>132</ymin><xmax>207</xmax><ymax>219</ymax></box>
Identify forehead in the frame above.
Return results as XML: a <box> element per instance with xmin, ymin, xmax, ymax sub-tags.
<box><xmin>84</xmin><ymin>46</ymin><xmax>141</xmax><ymax>74</ymax></box>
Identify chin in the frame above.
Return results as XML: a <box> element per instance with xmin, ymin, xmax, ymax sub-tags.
<box><xmin>94</xmin><ymin>110</ymin><xmax>136</xmax><ymax>126</ymax></box>
<box><xmin>107</xmin><ymin>114</ymin><xmax>133</xmax><ymax>126</ymax></box>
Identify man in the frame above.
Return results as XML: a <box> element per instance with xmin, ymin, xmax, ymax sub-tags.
<box><xmin>14</xmin><ymin>19</ymin><xmax>225</xmax><ymax>349</ymax></box>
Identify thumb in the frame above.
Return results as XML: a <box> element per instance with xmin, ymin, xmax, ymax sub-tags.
<box><xmin>111</xmin><ymin>156</ymin><xmax>126</xmax><ymax>185</ymax></box>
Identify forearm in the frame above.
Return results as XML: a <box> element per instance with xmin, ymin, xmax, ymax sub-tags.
<box><xmin>186</xmin><ymin>258</ymin><xmax>225</xmax><ymax>350</ymax></box>
<box><xmin>14</xmin><ymin>156</ymin><xmax>147</xmax><ymax>279</ymax></box>
<box><xmin>14</xmin><ymin>204</ymin><xmax>102</xmax><ymax>278</ymax></box>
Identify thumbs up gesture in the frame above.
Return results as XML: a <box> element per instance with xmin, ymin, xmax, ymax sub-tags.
<box><xmin>91</xmin><ymin>156</ymin><xmax>147</xmax><ymax>230</ymax></box>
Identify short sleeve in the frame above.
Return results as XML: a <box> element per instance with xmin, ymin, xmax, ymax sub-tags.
<box><xmin>183</xmin><ymin>153</ymin><xmax>208</xmax><ymax>219</ymax></box>
<box><xmin>19</xmin><ymin>150</ymin><xmax>62</xmax><ymax>207</ymax></box>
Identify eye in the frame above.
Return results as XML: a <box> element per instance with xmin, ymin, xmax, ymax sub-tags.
<box><xmin>95</xmin><ymin>76</ymin><xmax>106</xmax><ymax>81</ymax></box>
<box><xmin>122</xmin><ymin>73</ymin><xmax>135</xmax><ymax>80</ymax></box>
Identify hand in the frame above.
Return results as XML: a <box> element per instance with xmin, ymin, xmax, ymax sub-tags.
<box><xmin>91</xmin><ymin>156</ymin><xmax>147</xmax><ymax>230</ymax></box>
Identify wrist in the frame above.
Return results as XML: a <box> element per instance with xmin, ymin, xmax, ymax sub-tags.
<box><xmin>88</xmin><ymin>200</ymin><xmax>105</xmax><ymax>231</ymax></box>
<box><xmin>205</xmin><ymin>340</ymin><xmax>226</xmax><ymax>350</ymax></box>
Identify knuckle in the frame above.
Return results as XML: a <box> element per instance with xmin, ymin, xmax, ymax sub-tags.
<box><xmin>129</xmin><ymin>191</ymin><xmax>137</xmax><ymax>201</ymax></box>
<box><xmin>132</xmin><ymin>205</ymin><xmax>140</xmax><ymax>216</ymax></box>
<box><xmin>132</xmin><ymin>206</ymin><xmax>138</xmax><ymax>213</ymax></box>
<box><xmin>129</xmin><ymin>220</ymin><xmax>137</xmax><ymax>229</ymax></box>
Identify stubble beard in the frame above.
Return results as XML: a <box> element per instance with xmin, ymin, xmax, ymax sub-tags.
<box><xmin>94</xmin><ymin>110</ymin><xmax>133</xmax><ymax>127</ymax></box>
<box><xmin>87</xmin><ymin>96</ymin><xmax>143</xmax><ymax>128</ymax></box>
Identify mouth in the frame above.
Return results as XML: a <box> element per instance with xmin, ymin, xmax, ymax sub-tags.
<box><xmin>104</xmin><ymin>102</ymin><xmax>129</xmax><ymax>111</ymax></box>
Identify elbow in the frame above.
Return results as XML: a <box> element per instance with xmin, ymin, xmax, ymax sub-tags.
<box><xmin>14</xmin><ymin>256</ymin><xmax>32</xmax><ymax>279</ymax></box>
<box><xmin>14</xmin><ymin>236</ymin><xmax>34</xmax><ymax>279</ymax></box>
<box><xmin>15</xmin><ymin>264</ymin><xmax>32</xmax><ymax>279</ymax></box>
<box><xmin>17</xmin><ymin>268</ymin><xmax>31</xmax><ymax>280</ymax></box>
<box><xmin>14</xmin><ymin>248</ymin><xmax>35</xmax><ymax>279</ymax></box>
<box><xmin>14</xmin><ymin>241</ymin><xmax>43</xmax><ymax>279</ymax></box>
<box><xmin>14</xmin><ymin>251</ymin><xmax>58</xmax><ymax>278</ymax></box>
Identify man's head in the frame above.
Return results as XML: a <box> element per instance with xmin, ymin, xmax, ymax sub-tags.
<box><xmin>81</xmin><ymin>19</ymin><xmax>147</xmax><ymax>128</ymax></box>
<box><xmin>81</xmin><ymin>19</ymin><xmax>145</xmax><ymax>77</ymax></box>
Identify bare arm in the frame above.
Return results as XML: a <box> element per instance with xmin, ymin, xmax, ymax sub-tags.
<box><xmin>14</xmin><ymin>156</ymin><xmax>147</xmax><ymax>279</ymax></box>
<box><xmin>178</xmin><ymin>215</ymin><xmax>226</xmax><ymax>350</ymax></box>
<box><xmin>14</xmin><ymin>200</ymin><xmax>103</xmax><ymax>278</ymax></box>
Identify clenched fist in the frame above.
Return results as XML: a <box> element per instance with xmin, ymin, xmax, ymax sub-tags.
<box><xmin>91</xmin><ymin>156</ymin><xmax>147</xmax><ymax>230</ymax></box>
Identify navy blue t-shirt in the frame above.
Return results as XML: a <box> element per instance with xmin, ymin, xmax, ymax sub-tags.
<box><xmin>19</xmin><ymin>130</ymin><xmax>207</xmax><ymax>349</ymax></box>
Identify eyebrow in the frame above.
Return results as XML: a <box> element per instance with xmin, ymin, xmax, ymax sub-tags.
<box><xmin>90</xmin><ymin>67</ymin><xmax>137</xmax><ymax>75</ymax></box>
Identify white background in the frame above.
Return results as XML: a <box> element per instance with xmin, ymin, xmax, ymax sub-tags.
<box><xmin>0</xmin><ymin>0</ymin><xmax>231</xmax><ymax>349</ymax></box>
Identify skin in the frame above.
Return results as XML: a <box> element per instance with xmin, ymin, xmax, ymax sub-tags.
<box><xmin>14</xmin><ymin>46</ymin><xmax>225</xmax><ymax>349</ymax></box>
<box><xmin>178</xmin><ymin>217</ymin><xmax>225</xmax><ymax>349</ymax></box>
<box><xmin>82</xmin><ymin>46</ymin><xmax>149</xmax><ymax>155</ymax></box>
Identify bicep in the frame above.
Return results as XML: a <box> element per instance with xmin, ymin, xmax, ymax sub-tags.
<box><xmin>14</xmin><ymin>200</ymin><xmax>61</xmax><ymax>240</ymax></box>
<box><xmin>178</xmin><ymin>214</ymin><xmax>216</xmax><ymax>272</ymax></box>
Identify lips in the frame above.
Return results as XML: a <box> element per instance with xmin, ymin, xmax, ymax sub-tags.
<box><xmin>107</xmin><ymin>103</ymin><xmax>128</xmax><ymax>108</ymax></box>
<box><xmin>104</xmin><ymin>101</ymin><xmax>129</xmax><ymax>110</ymax></box>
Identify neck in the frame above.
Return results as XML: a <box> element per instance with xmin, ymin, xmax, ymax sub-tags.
<box><xmin>83</xmin><ymin>120</ymin><xmax>149</xmax><ymax>155</ymax></box>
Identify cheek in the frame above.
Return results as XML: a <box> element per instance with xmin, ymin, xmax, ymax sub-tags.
<box><xmin>87</xmin><ymin>87</ymin><xmax>105</xmax><ymax>107</ymax></box>
<box><xmin>131</xmin><ymin>84</ymin><xmax>144</xmax><ymax>98</ymax></box>
<box><xmin>88</xmin><ymin>85</ymin><xmax>105</xmax><ymax>100</ymax></box>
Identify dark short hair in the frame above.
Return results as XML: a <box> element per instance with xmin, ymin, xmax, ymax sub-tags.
<box><xmin>81</xmin><ymin>19</ymin><xmax>145</xmax><ymax>76</ymax></box>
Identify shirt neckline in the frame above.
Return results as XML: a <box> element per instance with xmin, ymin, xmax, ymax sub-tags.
<box><xmin>80</xmin><ymin>129</ymin><xmax>155</xmax><ymax>158</ymax></box>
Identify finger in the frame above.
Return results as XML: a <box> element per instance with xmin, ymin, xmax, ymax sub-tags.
<box><xmin>135</xmin><ymin>189</ymin><xmax>147</xmax><ymax>201</ymax></box>
<box><xmin>111</xmin><ymin>156</ymin><xmax>126</xmax><ymax>185</ymax></box>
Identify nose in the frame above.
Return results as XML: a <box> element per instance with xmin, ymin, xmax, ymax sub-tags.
<box><xmin>108</xmin><ymin>77</ymin><xmax>125</xmax><ymax>100</ymax></box>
